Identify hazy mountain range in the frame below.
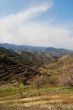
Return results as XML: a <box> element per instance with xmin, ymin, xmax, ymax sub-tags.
<box><xmin>0</xmin><ymin>43</ymin><xmax>73</xmax><ymax>56</ymax></box>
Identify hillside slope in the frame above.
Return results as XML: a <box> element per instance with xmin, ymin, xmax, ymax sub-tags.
<box><xmin>38</xmin><ymin>54</ymin><xmax>73</xmax><ymax>86</ymax></box>
<box><xmin>0</xmin><ymin>47</ymin><xmax>39</xmax><ymax>84</ymax></box>
<box><xmin>0</xmin><ymin>47</ymin><xmax>73</xmax><ymax>87</ymax></box>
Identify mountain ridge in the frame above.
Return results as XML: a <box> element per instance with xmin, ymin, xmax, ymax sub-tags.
<box><xmin>0</xmin><ymin>43</ymin><xmax>73</xmax><ymax>56</ymax></box>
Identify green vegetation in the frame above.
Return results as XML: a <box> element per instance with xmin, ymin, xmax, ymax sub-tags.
<box><xmin>0</xmin><ymin>84</ymin><xmax>73</xmax><ymax>100</ymax></box>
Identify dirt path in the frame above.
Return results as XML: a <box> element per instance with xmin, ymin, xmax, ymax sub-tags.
<box><xmin>0</xmin><ymin>94</ymin><xmax>73</xmax><ymax>110</ymax></box>
<box><xmin>0</xmin><ymin>93</ymin><xmax>73</xmax><ymax>107</ymax></box>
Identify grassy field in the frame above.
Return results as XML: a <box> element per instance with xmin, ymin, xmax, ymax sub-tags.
<box><xmin>0</xmin><ymin>84</ymin><xmax>73</xmax><ymax>100</ymax></box>
<box><xmin>0</xmin><ymin>84</ymin><xmax>73</xmax><ymax>110</ymax></box>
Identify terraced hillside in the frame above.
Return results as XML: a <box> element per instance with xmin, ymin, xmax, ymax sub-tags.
<box><xmin>0</xmin><ymin>47</ymin><xmax>39</xmax><ymax>84</ymax></box>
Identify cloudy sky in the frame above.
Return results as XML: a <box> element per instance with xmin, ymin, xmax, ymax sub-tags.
<box><xmin>0</xmin><ymin>0</ymin><xmax>73</xmax><ymax>49</ymax></box>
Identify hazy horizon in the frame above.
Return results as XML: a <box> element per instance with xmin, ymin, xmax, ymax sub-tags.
<box><xmin>1</xmin><ymin>42</ymin><xmax>73</xmax><ymax>51</ymax></box>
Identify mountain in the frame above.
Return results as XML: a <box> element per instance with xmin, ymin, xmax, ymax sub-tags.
<box><xmin>0</xmin><ymin>47</ymin><xmax>58</xmax><ymax>84</ymax></box>
<box><xmin>0</xmin><ymin>44</ymin><xmax>73</xmax><ymax>87</ymax></box>
<box><xmin>0</xmin><ymin>43</ymin><xmax>73</xmax><ymax>56</ymax></box>
<box><xmin>0</xmin><ymin>43</ymin><xmax>60</xmax><ymax>66</ymax></box>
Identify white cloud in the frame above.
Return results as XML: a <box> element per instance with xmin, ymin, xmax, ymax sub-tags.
<box><xmin>0</xmin><ymin>3</ymin><xmax>50</xmax><ymax>28</ymax></box>
<box><xmin>0</xmin><ymin>0</ymin><xmax>73</xmax><ymax>49</ymax></box>
<box><xmin>18</xmin><ymin>23</ymin><xmax>73</xmax><ymax>49</ymax></box>
<box><xmin>0</xmin><ymin>2</ymin><xmax>52</xmax><ymax>43</ymax></box>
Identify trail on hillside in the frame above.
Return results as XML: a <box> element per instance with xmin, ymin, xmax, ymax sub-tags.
<box><xmin>0</xmin><ymin>94</ymin><xmax>73</xmax><ymax>106</ymax></box>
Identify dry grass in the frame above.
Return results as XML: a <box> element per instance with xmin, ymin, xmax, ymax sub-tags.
<box><xmin>0</xmin><ymin>94</ymin><xmax>73</xmax><ymax>110</ymax></box>
<box><xmin>0</xmin><ymin>84</ymin><xmax>73</xmax><ymax>110</ymax></box>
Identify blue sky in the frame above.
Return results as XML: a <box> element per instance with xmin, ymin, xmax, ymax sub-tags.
<box><xmin>0</xmin><ymin>0</ymin><xmax>73</xmax><ymax>49</ymax></box>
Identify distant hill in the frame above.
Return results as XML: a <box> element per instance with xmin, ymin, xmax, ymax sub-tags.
<box><xmin>0</xmin><ymin>43</ymin><xmax>59</xmax><ymax>66</ymax></box>
<box><xmin>0</xmin><ymin>43</ymin><xmax>73</xmax><ymax>56</ymax></box>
